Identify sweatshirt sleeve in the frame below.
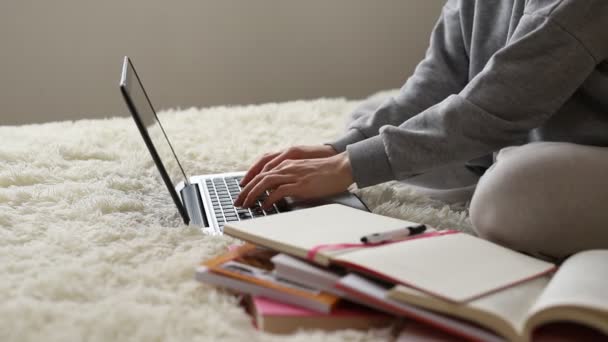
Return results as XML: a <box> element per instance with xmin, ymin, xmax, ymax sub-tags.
<box><xmin>327</xmin><ymin>0</ymin><xmax>469</xmax><ymax>153</ymax></box>
<box><xmin>347</xmin><ymin>1</ymin><xmax>607</xmax><ymax>188</ymax></box>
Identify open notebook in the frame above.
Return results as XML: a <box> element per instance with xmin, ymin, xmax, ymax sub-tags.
<box><xmin>224</xmin><ymin>204</ymin><xmax>555</xmax><ymax>303</ymax></box>
<box><xmin>386</xmin><ymin>249</ymin><xmax>608</xmax><ymax>341</ymax></box>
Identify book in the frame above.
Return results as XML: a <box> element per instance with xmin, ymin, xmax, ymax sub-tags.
<box><xmin>394</xmin><ymin>319</ymin><xmax>608</xmax><ymax>342</ymax></box>
<box><xmin>223</xmin><ymin>204</ymin><xmax>556</xmax><ymax>303</ymax></box>
<box><xmin>386</xmin><ymin>249</ymin><xmax>608</xmax><ymax>342</ymax></box>
<box><xmin>335</xmin><ymin>273</ymin><xmax>504</xmax><ymax>342</ymax></box>
<box><xmin>271</xmin><ymin>253</ymin><xmax>348</xmax><ymax>297</ymax></box>
<box><xmin>196</xmin><ymin>243</ymin><xmax>340</xmax><ymax>313</ymax></box>
<box><xmin>395</xmin><ymin>319</ymin><xmax>471</xmax><ymax>341</ymax></box>
<box><xmin>201</xmin><ymin>245</ymin><xmax>492</xmax><ymax>340</ymax></box>
<box><xmin>271</xmin><ymin>252</ymin><xmax>404</xmax><ymax>312</ymax></box>
<box><xmin>246</xmin><ymin>296</ymin><xmax>394</xmax><ymax>334</ymax></box>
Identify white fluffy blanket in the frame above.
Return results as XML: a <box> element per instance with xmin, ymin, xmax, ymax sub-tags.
<box><xmin>0</xmin><ymin>92</ymin><xmax>472</xmax><ymax>342</ymax></box>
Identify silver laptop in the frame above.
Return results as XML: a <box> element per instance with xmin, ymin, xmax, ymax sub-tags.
<box><xmin>119</xmin><ymin>56</ymin><xmax>368</xmax><ymax>235</ymax></box>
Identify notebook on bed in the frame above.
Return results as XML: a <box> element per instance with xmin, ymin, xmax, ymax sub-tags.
<box><xmin>223</xmin><ymin>204</ymin><xmax>556</xmax><ymax>303</ymax></box>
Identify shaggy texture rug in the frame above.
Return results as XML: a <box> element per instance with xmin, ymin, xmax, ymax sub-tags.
<box><xmin>0</xmin><ymin>91</ymin><xmax>473</xmax><ymax>342</ymax></box>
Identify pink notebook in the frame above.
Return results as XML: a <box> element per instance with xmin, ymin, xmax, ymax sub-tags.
<box><xmin>249</xmin><ymin>296</ymin><xmax>393</xmax><ymax>334</ymax></box>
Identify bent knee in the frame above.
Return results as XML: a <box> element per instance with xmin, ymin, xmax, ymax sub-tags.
<box><xmin>469</xmin><ymin>179</ymin><xmax>563</xmax><ymax>260</ymax></box>
<box><xmin>470</xmin><ymin>143</ymin><xmax>561</xmax><ymax>237</ymax></box>
<box><xmin>470</xmin><ymin>142</ymin><xmax>608</xmax><ymax>260</ymax></box>
<box><xmin>469</xmin><ymin>188</ymin><xmax>524</xmax><ymax>255</ymax></box>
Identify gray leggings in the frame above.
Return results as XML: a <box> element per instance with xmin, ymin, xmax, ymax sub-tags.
<box><xmin>470</xmin><ymin>142</ymin><xmax>608</xmax><ymax>261</ymax></box>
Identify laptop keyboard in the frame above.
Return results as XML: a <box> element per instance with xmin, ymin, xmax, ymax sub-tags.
<box><xmin>205</xmin><ymin>175</ymin><xmax>281</xmax><ymax>230</ymax></box>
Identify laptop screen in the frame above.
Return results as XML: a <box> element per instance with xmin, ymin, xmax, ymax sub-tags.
<box><xmin>120</xmin><ymin>56</ymin><xmax>191</xmax><ymax>223</ymax></box>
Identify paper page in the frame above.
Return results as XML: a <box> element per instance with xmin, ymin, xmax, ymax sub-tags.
<box><xmin>271</xmin><ymin>253</ymin><xmax>346</xmax><ymax>295</ymax></box>
<box><xmin>335</xmin><ymin>233</ymin><xmax>555</xmax><ymax>302</ymax></box>
<box><xmin>224</xmin><ymin>204</ymin><xmax>419</xmax><ymax>264</ymax></box>
<box><xmin>526</xmin><ymin>250</ymin><xmax>608</xmax><ymax>332</ymax></box>
<box><xmin>337</xmin><ymin>274</ymin><xmax>504</xmax><ymax>342</ymax></box>
<box><xmin>389</xmin><ymin>276</ymin><xmax>549</xmax><ymax>340</ymax></box>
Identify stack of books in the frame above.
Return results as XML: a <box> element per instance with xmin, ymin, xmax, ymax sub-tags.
<box><xmin>195</xmin><ymin>204</ymin><xmax>608</xmax><ymax>341</ymax></box>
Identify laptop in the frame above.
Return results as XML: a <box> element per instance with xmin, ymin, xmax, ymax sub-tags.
<box><xmin>119</xmin><ymin>56</ymin><xmax>368</xmax><ymax>235</ymax></box>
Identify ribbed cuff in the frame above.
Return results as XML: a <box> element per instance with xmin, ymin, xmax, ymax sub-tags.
<box><xmin>346</xmin><ymin>135</ymin><xmax>394</xmax><ymax>188</ymax></box>
<box><xmin>325</xmin><ymin>129</ymin><xmax>367</xmax><ymax>153</ymax></box>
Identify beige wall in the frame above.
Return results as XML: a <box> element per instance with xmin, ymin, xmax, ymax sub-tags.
<box><xmin>0</xmin><ymin>1</ymin><xmax>444</xmax><ymax>125</ymax></box>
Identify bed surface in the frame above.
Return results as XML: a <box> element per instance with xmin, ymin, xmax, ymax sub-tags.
<box><xmin>0</xmin><ymin>93</ymin><xmax>473</xmax><ymax>341</ymax></box>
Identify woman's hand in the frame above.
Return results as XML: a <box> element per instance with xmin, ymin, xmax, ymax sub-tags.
<box><xmin>239</xmin><ymin>145</ymin><xmax>338</xmax><ymax>187</ymax></box>
<box><xmin>234</xmin><ymin>152</ymin><xmax>354</xmax><ymax>210</ymax></box>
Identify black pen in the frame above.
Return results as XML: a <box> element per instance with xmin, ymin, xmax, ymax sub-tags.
<box><xmin>360</xmin><ymin>224</ymin><xmax>427</xmax><ymax>244</ymax></box>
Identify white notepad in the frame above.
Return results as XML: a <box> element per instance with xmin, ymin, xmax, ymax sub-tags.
<box><xmin>224</xmin><ymin>204</ymin><xmax>556</xmax><ymax>302</ymax></box>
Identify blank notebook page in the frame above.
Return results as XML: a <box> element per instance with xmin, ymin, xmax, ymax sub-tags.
<box><xmin>225</xmin><ymin>204</ymin><xmax>419</xmax><ymax>261</ymax></box>
<box><xmin>334</xmin><ymin>233</ymin><xmax>555</xmax><ymax>302</ymax></box>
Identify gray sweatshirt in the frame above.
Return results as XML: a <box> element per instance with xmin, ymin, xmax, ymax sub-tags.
<box><xmin>329</xmin><ymin>0</ymin><xmax>608</xmax><ymax>188</ymax></box>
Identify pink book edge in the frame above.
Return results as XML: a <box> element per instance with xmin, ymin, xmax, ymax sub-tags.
<box><xmin>253</xmin><ymin>296</ymin><xmax>386</xmax><ymax>317</ymax></box>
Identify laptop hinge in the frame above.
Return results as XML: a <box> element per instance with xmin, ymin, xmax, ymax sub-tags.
<box><xmin>180</xmin><ymin>184</ymin><xmax>209</xmax><ymax>228</ymax></box>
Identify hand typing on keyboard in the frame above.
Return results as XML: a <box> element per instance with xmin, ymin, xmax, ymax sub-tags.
<box><xmin>234</xmin><ymin>148</ymin><xmax>354</xmax><ymax>210</ymax></box>
<box><xmin>206</xmin><ymin>176</ymin><xmax>280</xmax><ymax>230</ymax></box>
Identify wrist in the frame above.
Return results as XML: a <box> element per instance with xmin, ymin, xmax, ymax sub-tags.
<box><xmin>321</xmin><ymin>144</ymin><xmax>339</xmax><ymax>157</ymax></box>
<box><xmin>335</xmin><ymin>152</ymin><xmax>354</xmax><ymax>186</ymax></box>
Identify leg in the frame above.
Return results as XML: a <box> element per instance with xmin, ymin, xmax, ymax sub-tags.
<box><xmin>470</xmin><ymin>142</ymin><xmax>608</xmax><ymax>260</ymax></box>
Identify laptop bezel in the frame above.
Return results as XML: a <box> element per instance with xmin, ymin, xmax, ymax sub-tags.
<box><xmin>119</xmin><ymin>56</ymin><xmax>191</xmax><ymax>225</ymax></box>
